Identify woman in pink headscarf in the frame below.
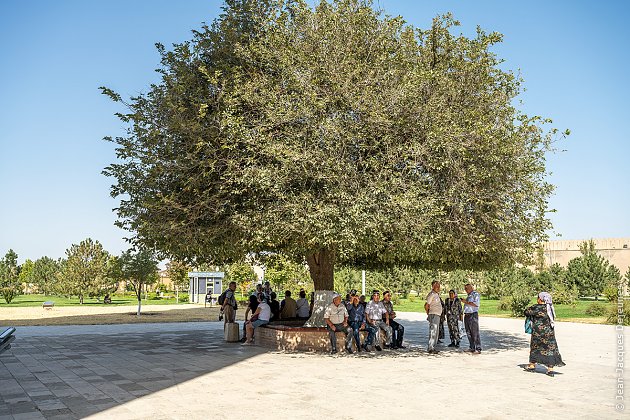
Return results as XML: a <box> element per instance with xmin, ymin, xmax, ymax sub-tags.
<box><xmin>524</xmin><ymin>292</ymin><xmax>565</xmax><ymax>377</ymax></box>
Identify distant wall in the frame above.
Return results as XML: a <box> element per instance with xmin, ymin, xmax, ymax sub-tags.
<box><xmin>543</xmin><ymin>238</ymin><xmax>630</xmax><ymax>274</ymax></box>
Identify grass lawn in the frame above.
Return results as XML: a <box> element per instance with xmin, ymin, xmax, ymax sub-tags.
<box><xmin>2</xmin><ymin>293</ymin><xmax>191</xmax><ymax>307</ymax></box>
<box><xmin>392</xmin><ymin>296</ymin><xmax>612</xmax><ymax>324</ymax></box>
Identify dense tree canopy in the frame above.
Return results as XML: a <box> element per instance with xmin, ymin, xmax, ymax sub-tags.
<box><xmin>103</xmin><ymin>0</ymin><xmax>562</xmax><ymax>290</ymax></box>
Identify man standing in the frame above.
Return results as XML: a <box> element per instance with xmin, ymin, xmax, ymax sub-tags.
<box><xmin>262</xmin><ymin>281</ymin><xmax>273</xmax><ymax>301</ymax></box>
<box><xmin>382</xmin><ymin>291</ymin><xmax>405</xmax><ymax>349</ymax></box>
<box><xmin>324</xmin><ymin>293</ymin><xmax>354</xmax><ymax>354</ymax></box>
<box><xmin>364</xmin><ymin>290</ymin><xmax>392</xmax><ymax>351</ymax></box>
<box><xmin>221</xmin><ymin>281</ymin><xmax>238</xmax><ymax>324</ymax></box>
<box><xmin>424</xmin><ymin>280</ymin><xmax>442</xmax><ymax>354</ymax></box>
<box><xmin>462</xmin><ymin>283</ymin><xmax>482</xmax><ymax>354</ymax></box>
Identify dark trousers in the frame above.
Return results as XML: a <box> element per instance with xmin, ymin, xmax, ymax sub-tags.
<box><xmin>349</xmin><ymin>321</ymin><xmax>363</xmax><ymax>349</ymax></box>
<box><xmin>390</xmin><ymin>319</ymin><xmax>404</xmax><ymax>347</ymax></box>
<box><xmin>326</xmin><ymin>323</ymin><xmax>353</xmax><ymax>350</ymax></box>
<box><xmin>464</xmin><ymin>312</ymin><xmax>482</xmax><ymax>351</ymax></box>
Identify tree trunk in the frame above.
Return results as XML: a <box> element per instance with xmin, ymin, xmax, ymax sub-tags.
<box><xmin>306</xmin><ymin>249</ymin><xmax>335</xmax><ymax>291</ymax></box>
<box><xmin>137</xmin><ymin>298</ymin><xmax>141</xmax><ymax>316</ymax></box>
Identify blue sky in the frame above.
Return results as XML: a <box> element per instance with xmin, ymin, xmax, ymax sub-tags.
<box><xmin>1</xmin><ymin>0</ymin><xmax>628</xmax><ymax>263</ymax></box>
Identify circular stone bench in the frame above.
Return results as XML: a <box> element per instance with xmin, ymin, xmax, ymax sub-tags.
<box><xmin>253</xmin><ymin>321</ymin><xmax>378</xmax><ymax>352</ymax></box>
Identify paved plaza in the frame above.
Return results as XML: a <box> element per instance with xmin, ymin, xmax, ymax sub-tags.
<box><xmin>0</xmin><ymin>314</ymin><xmax>626</xmax><ymax>419</ymax></box>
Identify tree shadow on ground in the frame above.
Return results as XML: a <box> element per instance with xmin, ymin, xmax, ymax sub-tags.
<box><xmin>398</xmin><ymin>319</ymin><xmax>530</xmax><ymax>356</ymax></box>
<box><xmin>0</xmin><ymin>325</ymin><xmax>263</xmax><ymax>419</ymax></box>
<box><xmin>0</xmin><ymin>317</ymin><xmax>530</xmax><ymax>418</ymax></box>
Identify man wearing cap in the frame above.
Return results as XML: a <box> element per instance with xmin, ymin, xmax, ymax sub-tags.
<box><xmin>324</xmin><ymin>293</ymin><xmax>354</xmax><ymax>354</ymax></box>
<box><xmin>364</xmin><ymin>290</ymin><xmax>392</xmax><ymax>351</ymax></box>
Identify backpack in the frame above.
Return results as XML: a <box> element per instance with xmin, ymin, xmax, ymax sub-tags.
<box><xmin>218</xmin><ymin>291</ymin><xmax>227</xmax><ymax>306</ymax></box>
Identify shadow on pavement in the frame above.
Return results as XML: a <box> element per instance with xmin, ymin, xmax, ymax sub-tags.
<box><xmin>0</xmin><ymin>325</ymin><xmax>263</xmax><ymax>419</ymax></box>
<box><xmin>1</xmin><ymin>316</ymin><xmax>530</xmax><ymax>419</ymax></box>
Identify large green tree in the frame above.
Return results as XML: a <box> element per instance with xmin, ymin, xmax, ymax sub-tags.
<box><xmin>102</xmin><ymin>0</ymin><xmax>562</xmax><ymax>290</ymax></box>
<box><xmin>59</xmin><ymin>239</ymin><xmax>110</xmax><ymax>304</ymax></box>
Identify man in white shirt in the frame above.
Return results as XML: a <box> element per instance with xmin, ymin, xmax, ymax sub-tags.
<box><xmin>424</xmin><ymin>280</ymin><xmax>443</xmax><ymax>354</ymax></box>
<box><xmin>364</xmin><ymin>290</ymin><xmax>392</xmax><ymax>351</ymax></box>
<box><xmin>462</xmin><ymin>283</ymin><xmax>482</xmax><ymax>354</ymax></box>
<box><xmin>324</xmin><ymin>293</ymin><xmax>354</xmax><ymax>354</ymax></box>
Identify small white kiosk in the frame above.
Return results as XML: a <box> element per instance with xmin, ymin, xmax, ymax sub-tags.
<box><xmin>188</xmin><ymin>271</ymin><xmax>224</xmax><ymax>304</ymax></box>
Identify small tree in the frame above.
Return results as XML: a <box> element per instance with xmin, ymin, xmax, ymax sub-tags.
<box><xmin>262</xmin><ymin>254</ymin><xmax>309</xmax><ymax>294</ymax></box>
<box><xmin>0</xmin><ymin>249</ymin><xmax>21</xmax><ymax>303</ymax></box>
<box><xmin>60</xmin><ymin>239</ymin><xmax>110</xmax><ymax>304</ymax></box>
<box><xmin>225</xmin><ymin>261</ymin><xmax>257</xmax><ymax>298</ymax></box>
<box><xmin>118</xmin><ymin>248</ymin><xmax>159</xmax><ymax>316</ymax></box>
<box><xmin>31</xmin><ymin>257</ymin><xmax>59</xmax><ymax>296</ymax></box>
<box><xmin>166</xmin><ymin>260</ymin><xmax>191</xmax><ymax>302</ymax></box>
<box><xmin>19</xmin><ymin>259</ymin><xmax>34</xmax><ymax>292</ymax></box>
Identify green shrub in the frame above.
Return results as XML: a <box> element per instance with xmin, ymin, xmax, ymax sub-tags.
<box><xmin>509</xmin><ymin>291</ymin><xmax>532</xmax><ymax>317</ymax></box>
<box><xmin>391</xmin><ymin>294</ymin><xmax>400</xmax><ymax>305</ymax></box>
<box><xmin>1</xmin><ymin>287</ymin><xmax>18</xmax><ymax>304</ymax></box>
<box><xmin>408</xmin><ymin>295</ymin><xmax>416</xmax><ymax>303</ymax></box>
<box><xmin>497</xmin><ymin>297</ymin><xmax>511</xmax><ymax>311</ymax></box>
<box><xmin>585</xmin><ymin>303</ymin><xmax>607</xmax><ymax>316</ymax></box>
<box><xmin>551</xmin><ymin>282</ymin><xmax>578</xmax><ymax>305</ymax></box>
<box><xmin>604</xmin><ymin>286</ymin><xmax>619</xmax><ymax>302</ymax></box>
<box><xmin>607</xmin><ymin>299</ymin><xmax>630</xmax><ymax>326</ymax></box>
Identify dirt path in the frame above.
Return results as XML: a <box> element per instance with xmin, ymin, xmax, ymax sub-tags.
<box><xmin>0</xmin><ymin>304</ymin><xmax>243</xmax><ymax>326</ymax></box>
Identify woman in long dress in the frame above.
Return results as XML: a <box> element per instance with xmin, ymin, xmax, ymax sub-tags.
<box><xmin>524</xmin><ymin>292</ymin><xmax>565</xmax><ymax>377</ymax></box>
<box><xmin>445</xmin><ymin>289</ymin><xmax>463</xmax><ymax>347</ymax></box>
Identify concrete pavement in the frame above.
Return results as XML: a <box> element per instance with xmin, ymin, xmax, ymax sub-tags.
<box><xmin>0</xmin><ymin>314</ymin><xmax>626</xmax><ymax>419</ymax></box>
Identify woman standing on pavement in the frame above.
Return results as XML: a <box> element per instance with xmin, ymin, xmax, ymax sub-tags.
<box><xmin>445</xmin><ymin>289</ymin><xmax>463</xmax><ymax>347</ymax></box>
<box><xmin>524</xmin><ymin>292</ymin><xmax>565</xmax><ymax>377</ymax></box>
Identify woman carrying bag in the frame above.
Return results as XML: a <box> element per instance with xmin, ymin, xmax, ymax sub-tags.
<box><xmin>524</xmin><ymin>292</ymin><xmax>565</xmax><ymax>377</ymax></box>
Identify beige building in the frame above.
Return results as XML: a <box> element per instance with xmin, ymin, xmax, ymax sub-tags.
<box><xmin>542</xmin><ymin>238</ymin><xmax>630</xmax><ymax>274</ymax></box>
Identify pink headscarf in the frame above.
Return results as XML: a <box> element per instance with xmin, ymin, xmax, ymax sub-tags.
<box><xmin>538</xmin><ymin>292</ymin><xmax>556</xmax><ymax>328</ymax></box>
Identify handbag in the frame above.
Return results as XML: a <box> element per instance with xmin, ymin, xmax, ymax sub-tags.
<box><xmin>524</xmin><ymin>317</ymin><xmax>533</xmax><ymax>334</ymax></box>
<box><xmin>250</xmin><ymin>313</ymin><xmax>259</xmax><ymax>322</ymax></box>
<box><xmin>458</xmin><ymin>320</ymin><xmax>466</xmax><ymax>336</ymax></box>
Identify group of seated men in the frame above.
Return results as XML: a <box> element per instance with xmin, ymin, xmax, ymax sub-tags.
<box><xmin>324</xmin><ymin>289</ymin><xmax>405</xmax><ymax>354</ymax></box>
